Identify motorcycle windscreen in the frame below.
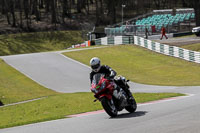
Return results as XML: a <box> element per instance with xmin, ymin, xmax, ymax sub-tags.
<box><xmin>92</xmin><ymin>73</ymin><xmax>105</xmax><ymax>85</ymax></box>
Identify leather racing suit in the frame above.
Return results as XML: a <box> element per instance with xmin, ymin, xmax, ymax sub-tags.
<box><xmin>90</xmin><ymin>65</ymin><xmax>132</xmax><ymax>99</ymax></box>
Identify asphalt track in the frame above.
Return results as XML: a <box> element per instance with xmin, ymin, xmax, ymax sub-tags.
<box><xmin>1</xmin><ymin>47</ymin><xmax>200</xmax><ymax>133</ymax></box>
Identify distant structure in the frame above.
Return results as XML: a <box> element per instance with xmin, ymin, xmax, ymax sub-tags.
<box><xmin>105</xmin><ymin>8</ymin><xmax>195</xmax><ymax>37</ymax></box>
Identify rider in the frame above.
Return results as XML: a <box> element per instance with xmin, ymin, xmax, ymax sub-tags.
<box><xmin>89</xmin><ymin>57</ymin><xmax>133</xmax><ymax>102</ymax></box>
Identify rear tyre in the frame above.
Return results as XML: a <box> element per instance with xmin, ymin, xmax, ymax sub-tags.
<box><xmin>125</xmin><ymin>96</ymin><xmax>137</xmax><ymax>113</ymax></box>
<box><xmin>101</xmin><ymin>97</ymin><xmax>118</xmax><ymax>117</ymax></box>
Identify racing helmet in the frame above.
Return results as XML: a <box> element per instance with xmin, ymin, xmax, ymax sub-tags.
<box><xmin>90</xmin><ymin>57</ymin><xmax>101</xmax><ymax>72</ymax></box>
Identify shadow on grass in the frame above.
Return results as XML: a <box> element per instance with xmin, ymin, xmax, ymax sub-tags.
<box><xmin>110</xmin><ymin>111</ymin><xmax>148</xmax><ymax>119</ymax></box>
<box><xmin>0</xmin><ymin>37</ymin><xmax>53</xmax><ymax>55</ymax></box>
<box><xmin>0</xmin><ymin>31</ymin><xmax>82</xmax><ymax>56</ymax></box>
<box><xmin>0</xmin><ymin>100</ymin><xmax>4</xmax><ymax>106</ymax></box>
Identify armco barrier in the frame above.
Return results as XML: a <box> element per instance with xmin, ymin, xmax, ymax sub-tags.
<box><xmin>108</xmin><ymin>37</ymin><xmax>115</xmax><ymax>45</ymax></box>
<box><xmin>96</xmin><ymin>36</ymin><xmax>134</xmax><ymax>45</ymax></box>
<box><xmin>95</xmin><ymin>39</ymin><xmax>101</xmax><ymax>45</ymax></box>
<box><xmin>93</xmin><ymin>36</ymin><xmax>200</xmax><ymax>64</ymax></box>
<box><xmin>72</xmin><ymin>36</ymin><xmax>200</xmax><ymax>64</ymax></box>
<box><xmin>134</xmin><ymin>36</ymin><xmax>200</xmax><ymax>64</ymax></box>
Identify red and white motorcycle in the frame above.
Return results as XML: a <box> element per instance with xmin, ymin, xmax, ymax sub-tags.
<box><xmin>90</xmin><ymin>73</ymin><xmax>137</xmax><ymax>117</ymax></box>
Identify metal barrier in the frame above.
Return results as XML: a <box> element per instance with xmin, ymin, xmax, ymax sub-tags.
<box><xmin>72</xmin><ymin>35</ymin><xmax>200</xmax><ymax>64</ymax></box>
<box><xmin>105</xmin><ymin>25</ymin><xmax>154</xmax><ymax>37</ymax></box>
<box><xmin>94</xmin><ymin>36</ymin><xmax>200</xmax><ymax>64</ymax></box>
<box><xmin>134</xmin><ymin>36</ymin><xmax>200</xmax><ymax>63</ymax></box>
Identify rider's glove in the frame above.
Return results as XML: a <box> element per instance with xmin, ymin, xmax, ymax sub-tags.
<box><xmin>110</xmin><ymin>71</ymin><xmax>115</xmax><ymax>78</ymax></box>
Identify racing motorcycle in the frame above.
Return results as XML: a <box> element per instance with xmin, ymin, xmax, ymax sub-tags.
<box><xmin>90</xmin><ymin>73</ymin><xmax>137</xmax><ymax>117</ymax></box>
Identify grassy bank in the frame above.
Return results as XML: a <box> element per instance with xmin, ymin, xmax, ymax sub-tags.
<box><xmin>0</xmin><ymin>59</ymin><xmax>58</xmax><ymax>105</ymax></box>
<box><xmin>181</xmin><ymin>43</ymin><xmax>200</xmax><ymax>52</ymax></box>
<box><xmin>64</xmin><ymin>45</ymin><xmax>200</xmax><ymax>86</ymax></box>
<box><xmin>0</xmin><ymin>92</ymin><xmax>184</xmax><ymax>129</ymax></box>
<box><xmin>0</xmin><ymin>31</ymin><xmax>84</xmax><ymax>56</ymax></box>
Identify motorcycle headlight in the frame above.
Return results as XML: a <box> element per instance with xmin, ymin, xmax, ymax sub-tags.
<box><xmin>92</xmin><ymin>82</ymin><xmax>106</xmax><ymax>94</ymax></box>
<box><xmin>91</xmin><ymin>88</ymin><xmax>98</xmax><ymax>93</ymax></box>
<box><xmin>100</xmin><ymin>81</ymin><xmax>106</xmax><ymax>90</ymax></box>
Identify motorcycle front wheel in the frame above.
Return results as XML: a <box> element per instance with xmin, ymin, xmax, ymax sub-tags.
<box><xmin>101</xmin><ymin>97</ymin><xmax>118</xmax><ymax>117</ymax></box>
<box><xmin>125</xmin><ymin>96</ymin><xmax>137</xmax><ymax>113</ymax></box>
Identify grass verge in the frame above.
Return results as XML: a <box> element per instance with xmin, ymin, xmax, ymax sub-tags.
<box><xmin>181</xmin><ymin>43</ymin><xmax>200</xmax><ymax>52</ymax></box>
<box><xmin>174</xmin><ymin>34</ymin><xmax>195</xmax><ymax>38</ymax></box>
<box><xmin>63</xmin><ymin>45</ymin><xmax>200</xmax><ymax>86</ymax></box>
<box><xmin>0</xmin><ymin>31</ymin><xmax>84</xmax><ymax>56</ymax></box>
<box><xmin>0</xmin><ymin>59</ymin><xmax>58</xmax><ymax>105</ymax></box>
<box><xmin>0</xmin><ymin>92</ymin><xmax>184</xmax><ymax>129</ymax></box>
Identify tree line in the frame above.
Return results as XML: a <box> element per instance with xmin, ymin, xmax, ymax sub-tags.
<box><xmin>0</xmin><ymin>0</ymin><xmax>199</xmax><ymax>31</ymax></box>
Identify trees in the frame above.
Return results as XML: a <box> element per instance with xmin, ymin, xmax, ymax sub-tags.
<box><xmin>0</xmin><ymin>0</ymin><xmax>199</xmax><ymax>31</ymax></box>
<box><xmin>182</xmin><ymin>0</ymin><xmax>200</xmax><ymax>26</ymax></box>
<box><xmin>61</xmin><ymin>0</ymin><xmax>68</xmax><ymax>23</ymax></box>
<box><xmin>24</xmin><ymin>0</ymin><xmax>31</xmax><ymax>29</ymax></box>
<box><xmin>2</xmin><ymin>0</ymin><xmax>11</xmax><ymax>25</ymax></box>
<box><xmin>10</xmin><ymin>0</ymin><xmax>16</xmax><ymax>27</ymax></box>
<box><xmin>193</xmin><ymin>0</ymin><xmax>200</xmax><ymax>26</ymax></box>
<box><xmin>33</xmin><ymin>0</ymin><xmax>41</xmax><ymax>21</ymax></box>
<box><xmin>153</xmin><ymin>0</ymin><xmax>168</xmax><ymax>9</ymax></box>
<box><xmin>51</xmin><ymin>0</ymin><xmax>57</xmax><ymax>24</ymax></box>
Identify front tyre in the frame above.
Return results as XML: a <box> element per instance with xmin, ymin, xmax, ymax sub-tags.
<box><xmin>101</xmin><ymin>97</ymin><xmax>118</xmax><ymax>117</ymax></box>
<box><xmin>125</xmin><ymin>96</ymin><xmax>137</xmax><ymax>113</ymax></box>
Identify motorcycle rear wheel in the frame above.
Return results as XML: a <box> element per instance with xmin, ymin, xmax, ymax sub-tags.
<box><xmin>125</xmin><ymin>96</ymin><xmax>137</xmax><ymax>113</ymax></box>
<box><xmin>101</xmin><ymin>97</ymin><xmax>118</xmax><ymax>117</ymax></box>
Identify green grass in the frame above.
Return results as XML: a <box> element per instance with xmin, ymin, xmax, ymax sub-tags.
<box><xmin>175</xmin><ymin>34</ymin><xmax>195</xmax><ymax>38</ymax></box>
<box><xmin>0</xmin><ymin>31</ymin><xmax>84</xmax><ymax>56</ymax></box>
<box><xmin>181</xmin><ymin>43</ymin><xmax>200</xmax><ymax>52</ymax></box>
<box><xmin>0</xmin><ymin>44</ymin><xmax>187</xmax><ymax>129</ymax></box>
<box><xmin>0</xmin><ymin>58</ymin><xmax>184</xmax><ymax>129</ymax></box>
<box><xmin>0</xmin><ymin>43</ymin><xmax>190</xmax><ymax>128</ymax></box>
<box><xmin>63</xmin><ymin>45</ymin><xmax>200</xmax><ymax>86</ymax></box>
<box><xmin>0</xmin><ymin>59</ymin><xmax>58</xmax><ymax>105</ymax></box>
<box><xmin>0</xmin><ymin>92</ymin><xmax>184</xmax><ymax>129</ymax></box>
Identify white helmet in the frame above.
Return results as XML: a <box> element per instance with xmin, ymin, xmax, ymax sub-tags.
<box><xmin>90</xmin><ymin>57</ymin><xmax>101</xmax><ymax>72</ymax></box>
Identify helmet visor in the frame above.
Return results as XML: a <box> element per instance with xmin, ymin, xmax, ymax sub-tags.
<box><xmin>91</xmin><ymin>64</ymin><xmax>100</xmax><ymax>70</ymax></box>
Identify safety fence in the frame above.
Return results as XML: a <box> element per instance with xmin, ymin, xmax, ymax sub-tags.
<box><xmin>71</xmin><ymin>40</ymin><xmax>91</xmax><ymax>48</ymax></box>
<box><xmin>95</xmin><ymin>36</ymin><xmax>134</xmax><ymax>45</ymax></box>
<box><xmin>134</xmin><ymin>36</ymin><xmax>200</xmax><ymax>63</ymax></box>
<box><xmin>94</xmin><ymin>36</ymin><xmax>200</xmax><ymax>64</ymax></box>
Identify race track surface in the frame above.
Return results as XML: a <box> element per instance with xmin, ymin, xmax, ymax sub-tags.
<box><xmin>1</xmin><ymin>47</ymin><xmax>200</xmax><ymax>133</ymax></box>
<box><xmin>1</xmin><ymin>51</ymin><xmax>91</xmax><ymax>93</ymax></box>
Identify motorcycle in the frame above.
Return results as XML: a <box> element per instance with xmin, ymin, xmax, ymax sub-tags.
<box><xmin>90</xmin><ymin>73</ymin><xmax>137</xmax><ymax>117</ymax></box>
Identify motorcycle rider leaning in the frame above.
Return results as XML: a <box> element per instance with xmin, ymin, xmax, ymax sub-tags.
<box><xmin>89</xmin><ymin>57</ymin><xmax>133</xmax><ymax>102</ymax></box>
